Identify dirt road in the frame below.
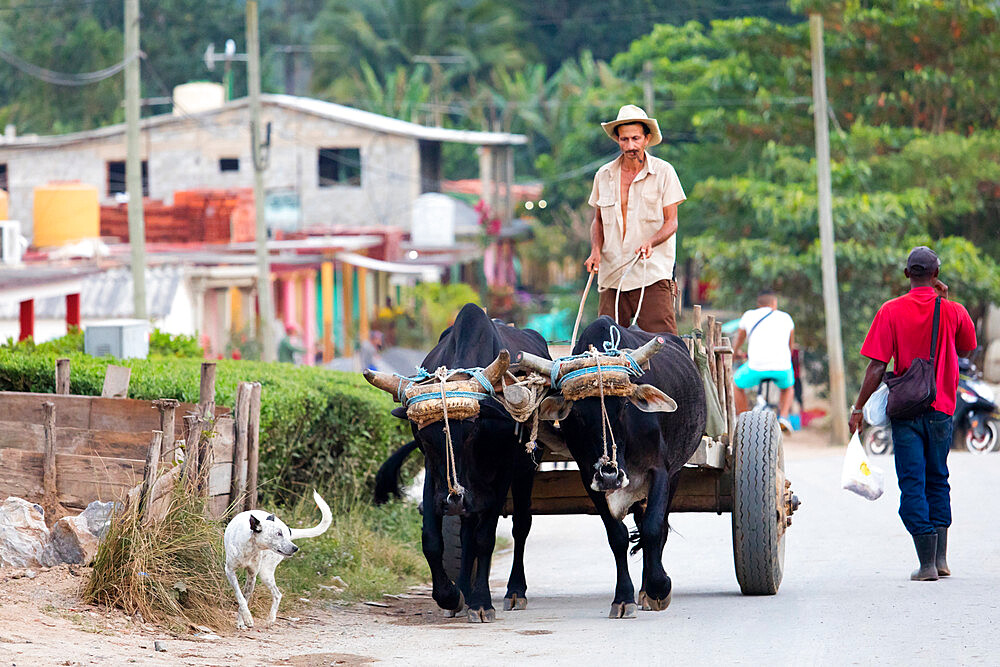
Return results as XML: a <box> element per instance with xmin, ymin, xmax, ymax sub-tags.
<box><xmin>2</xmin><ymin>430</ymin><xmax>998</xmax><ymax>665</ymax></box>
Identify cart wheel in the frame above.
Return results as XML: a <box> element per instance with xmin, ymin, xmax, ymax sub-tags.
<box><xmin>442</xmin><ymin>515</ymin><xmax>462</xmax><ymax>582</ymax></box>
<box><xmin>732</xmin><ymin>410</ymin><xmax>786</xmax><ymax>595</ymax></box>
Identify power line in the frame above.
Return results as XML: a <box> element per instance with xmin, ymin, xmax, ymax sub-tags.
<box><xmin>321</xmin><ymin>1</ymin><xmax>796</xmax><ymax>32</ymax></box>
<box><xmin>0</xmin><ymin>0</ymin><xmax>98</xmax><ymax>11</ymax></box>
<box><xmin>0</xmin><ymin>47</ymin><xmax>138</xmax><ymax>86</ymax></box>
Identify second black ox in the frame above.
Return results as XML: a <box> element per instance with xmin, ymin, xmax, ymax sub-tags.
<box><xmin>518</xmin><ymin>316</ymin><xmax>707</xmax><ymax>618</ymax></box>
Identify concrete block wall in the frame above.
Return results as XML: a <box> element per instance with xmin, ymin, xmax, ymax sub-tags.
<box><xmin>0</xmin><ymin>102</ymin><xmax>421</xmax><ymax>243</ymax></box>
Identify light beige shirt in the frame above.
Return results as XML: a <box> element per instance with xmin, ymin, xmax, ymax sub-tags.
<box><xmin>588</xmin><ymin>152</ymin><xmax>686</xmax><ymax>291</ymax></box>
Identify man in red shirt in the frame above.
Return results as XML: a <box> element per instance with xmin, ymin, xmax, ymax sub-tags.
<box><xmin>849</xmin><ymin>247</ymin><xmax>977</xmax><ymax>581</ymax></box>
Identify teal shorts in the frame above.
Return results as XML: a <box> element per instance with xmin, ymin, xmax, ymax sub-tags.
<box><xmin>733</xmin><ymin>364</ymin><xmax>795</xmax><ymax>390</ymax></box>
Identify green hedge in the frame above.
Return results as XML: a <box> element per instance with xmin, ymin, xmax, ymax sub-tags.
<box><xmin>0</xmin><ymin>349</ymin><xmax>411</xmax><ymax>505</ymax></box>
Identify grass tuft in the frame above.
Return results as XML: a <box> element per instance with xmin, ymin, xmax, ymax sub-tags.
<box><xmin>82</xmin><ymin>473</ymin><xmax>428</xmax><ymax>631</ymax></box>
<box><xmin>82</xmin><ymin>483</ymin><xmax>231</xmax><ymax>630</ymax></box>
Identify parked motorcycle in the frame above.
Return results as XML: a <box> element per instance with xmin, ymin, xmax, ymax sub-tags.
<box><xmin>861</xmin><ymin>357</ymin><xmax>1000</xmax><ymax>456</ymax></box>
<box><xmin>955</xmin><ymin>358</ymin><xmax>999</xmax><ymax>453</ymax></box>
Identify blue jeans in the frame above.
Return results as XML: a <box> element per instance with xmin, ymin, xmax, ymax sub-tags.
<box><xmin>890</xmin><ymin>410</ymin><xmax>952</xmax><ymax>535</ymax></box>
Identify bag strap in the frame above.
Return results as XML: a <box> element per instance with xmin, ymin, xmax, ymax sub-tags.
<box><xmin>747</xmin><ymin>309</ymin><xmax>775</xmax><ymax>342</ymax></box>
<box><xmin>928</xmin><ymin>296</ymin><xmax>942</xmax><ymax>364</ymax></box>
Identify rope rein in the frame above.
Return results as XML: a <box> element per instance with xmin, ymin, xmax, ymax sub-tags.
<box><xmin>572</xmin><ymin>253</ymin><xmax>648</xmax><ymax>349</ymax></box>
<box><xmin>435</xmin><ymin>367</ymin><xmax>465</xmax><ymax>498</ymax></box>
<box><xmin>612</xmin><ymin>254</ymin><xmax>648</xmax><ymax>329</ymax></box>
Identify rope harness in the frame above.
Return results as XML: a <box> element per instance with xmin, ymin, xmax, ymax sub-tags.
<box><xmin>550</xmin><ymin>327</ymin><xmax>644</xmax><ymax>476</ymax></box>
<box><xmin>495</xmin><ymin>371</ymin><xmax>549</xmax><ymax>455</ymax></box>
<box><xmin>393</xmin><ymin>365</ymin><xmax>496</xmax><ymax>497</ymax></box>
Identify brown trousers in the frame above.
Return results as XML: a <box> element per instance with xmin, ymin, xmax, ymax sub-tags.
<box><xmin>598</xmin><ymin>279</ymin><xmax>678</xmax><ymax>335</ymax></box>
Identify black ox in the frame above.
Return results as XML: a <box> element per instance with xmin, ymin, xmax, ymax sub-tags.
<box><xmin>518</xmin><ymin>316</ymin><xmax>706</xmax><ymax>618</ymax></box>
<box><xmin>365</xmin><ymin>303</ymin><xmax>549</xmax><ymax>622</ymax></box>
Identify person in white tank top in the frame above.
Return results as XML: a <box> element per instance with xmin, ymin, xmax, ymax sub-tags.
<box><xmin>732</xmin><ymin>291</ymin><xmax>796</xmax><ymax>429</ymax></box>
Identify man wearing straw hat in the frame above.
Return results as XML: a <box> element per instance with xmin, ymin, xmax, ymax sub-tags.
<box><xmin>585</xmin><ymin>104</ymin><xmax>686</xmax><ymax>334</ymax></box>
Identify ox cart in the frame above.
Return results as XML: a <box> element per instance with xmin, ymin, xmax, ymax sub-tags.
<box><xmin>484</xmin><ymin>307</ymin><xmax>802</xmax><ymax>596</ymax></box>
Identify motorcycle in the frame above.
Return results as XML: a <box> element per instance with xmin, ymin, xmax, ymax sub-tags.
<box><xmin>955</xmin><ymin>358</ymin><xmax>999</xmax><ymax>453</ymax></box>
<box><xmin>862</xmin><ymin>356</ymin><xmax>1000</xmax><ymax>456</ymax></box>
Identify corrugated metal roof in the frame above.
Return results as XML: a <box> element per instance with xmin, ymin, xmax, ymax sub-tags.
<box><xmin>0</xmin><ymin>265</ymin><xmax>181</xmax><ymax>320</ymax></box>
<box><xmin>0</xmin><ymin>95</ymin><xmax>526</xmax><ymax>149</ymax></box>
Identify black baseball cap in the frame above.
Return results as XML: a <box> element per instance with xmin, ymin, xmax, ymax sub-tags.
<box><xmin>906</xmin><ymin>246</ymin><xmax>940</xmax><ymax>275</ymax></box>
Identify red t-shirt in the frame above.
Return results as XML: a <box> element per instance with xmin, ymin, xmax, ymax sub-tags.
<box><xmin>860</xmin><ymin>286</ymin><xmax>977</xmax><ymax>415</ymax></box>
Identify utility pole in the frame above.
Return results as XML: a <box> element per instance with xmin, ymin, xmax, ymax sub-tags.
<box><xmin>643</xmin><ymin>60</ymin><xmax>654</xmax><ymax>115</ymax></box>
<box><xmin>124</xmin><ymin>0</ymin><xmax>146</xmax><ymax>319</ymax></box>
<box><xmin>810</xmin><ymin>14</ymin><xmax>849</xmax><ymax>445</ymax></box>
<box><xmin>247</xmin><ymin>0</ymin><xmax>276</xmax><ymax>361</ymax></box>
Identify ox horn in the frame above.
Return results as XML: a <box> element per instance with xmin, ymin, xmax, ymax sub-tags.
<box><xmin>514</xmin><ymin>351</ymin><xmax>554</xmax><ymax>377</ymax></box>
<box><xmin>363</xmin><ymin>369</ymin><xmax>403</xmax><ymax>402</ymax></box>
<box><xmin>481</xmin><ymin>349</ymin><xmax>511</xmax><ymax>385</ymax></box>
<box><xmin>629</xmin><ymin>336</ymin><xmax>666</xmax><ymax>368</ymax></box>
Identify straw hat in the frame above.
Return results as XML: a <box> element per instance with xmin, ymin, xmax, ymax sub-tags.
<box><xmin>601</xmin><ymin>104</ymin><xmax>662</xmax><ymax>147</ymax></box>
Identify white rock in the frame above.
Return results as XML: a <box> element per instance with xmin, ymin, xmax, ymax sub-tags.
<box><xmin>0</xmin><ymin>497</ymin><xmax>59</xmax><ymax>568</ymax></box>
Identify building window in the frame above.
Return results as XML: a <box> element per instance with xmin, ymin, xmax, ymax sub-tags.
<box><xmin>0</xmin><ymin>163</ymin><xmax>7</xmax><ymax>192</ymax></box>
<box><xmin>318</xmin><ymin>148</ymin><xmax>361</xmax><ymax>187</ymax></box>
<box><xmin>107</xmin><ymin>160</ymin><xmax>148</xmax><ymax>197</ymax></box>
<box><xmin>219</xmin><ymin>157</ymin><xmax>240</xmax><ymax>172</ymax></box>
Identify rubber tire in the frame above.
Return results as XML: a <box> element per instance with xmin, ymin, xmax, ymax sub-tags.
<box><xmin>965</xmin><ymin>420</ymin><xmax>999</xmax><ymax>454</ymax></box>
<box><xmin>441</xmin><ymin>515</ymin><xmax>463</xmax><ymax>582</ymax></box>
<box><xmin>732</xmin><ymin>410</ymin><xmax>785</xmax><ymax>595</ymax></box>
<box><xmin>863</xmin><ymin>425</ymin><xmax>893</xmax><ymax>456</ymax></box>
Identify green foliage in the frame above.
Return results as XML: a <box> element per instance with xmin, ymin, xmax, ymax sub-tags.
<box><xmin>0</xmin><ymin>349</ymin><xmax>411</xmax><ymax>505</ymax></box>
<box><xmin>311</xmin><ymin>0</ymin><xmax>527</xmax><ymax>105</ymax></box>
<box><xmin>277</xmin><ymin>498</ymin><xmax>427</xmax><ymax>605</ymax></box>
<box><xmin>149</xmin><ymin>329</ymin><xmax>204</xmax><ymax>358</ymax></box>
<box><xmin>397</xmin><ymin>283</ymin><xmax>482</xmax><ymax>348</ymax></box>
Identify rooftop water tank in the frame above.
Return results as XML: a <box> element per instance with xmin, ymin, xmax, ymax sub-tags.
<box><xmin>173</xmin><ymin>82</ymin><xmax>226</xmax><ymax>116</ymax></box>
<box><xmin>32</xmin><ymin>182</ymin><xmax>99</xmax><ymax>248</ymax></box>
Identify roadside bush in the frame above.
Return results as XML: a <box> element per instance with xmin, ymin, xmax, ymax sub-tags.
<box><xmin>0</xmin><ymin>349</ymin><xmax>412</xmax><ymax>505</ymax></box>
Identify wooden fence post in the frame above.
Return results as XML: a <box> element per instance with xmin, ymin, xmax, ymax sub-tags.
<box><xmin>230</xmin><ymin>382</ymin><xmax>252</xmax><ymax>511</ymax></box>
<box><xmin>153</xmin><ymin>399</ymin><xmax>180</xmax><ymax>462</ymax></box>
<box><xmin>199</xmin><ymin>362</ymin><xmax>217</xmax><ymax>419</ymax></box>
<box><xmin>42</xmin><ymin>402</ymin><xmax>58</xmax><ymax>507</ymax></box>
<box><xmin>55</xmin><ymin>358</ymin><xmax>71</xmax><ymax>394</ymax></box>
<box><xmin>139</xmin><ymin>430</ymin><xmax>164</xmax><ymax>519</ymax></box>
<box><xmin>245</xmin><ymin>382</ymin><xmax>262</xmax><ymax>511</ymax></box>
<box><xmin>183</xmin><ymin>414</ymin><xmax>203</xmax><ymax>494</ymax></box>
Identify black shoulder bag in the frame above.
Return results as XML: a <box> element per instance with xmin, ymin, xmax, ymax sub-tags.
<box><xmin>884</xmin><ymin>296</ymin><xmax>941</xmax><ymax>420</ymax></box>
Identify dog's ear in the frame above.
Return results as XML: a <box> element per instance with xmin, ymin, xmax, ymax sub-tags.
<box><xmin>249</xmin><ymin>514</ymin><xmax>262</xmax><ymax>533</ymax></box>
<box><xmin>266</xmin><ymin>514</ymin><xmax>275</xmax><ymax>522</ymax></box>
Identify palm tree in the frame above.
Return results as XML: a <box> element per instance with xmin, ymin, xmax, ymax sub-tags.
<box><xmin>309</xmin><ymin>0</ymin><xmax>528</xmax><ymax>104</ymax></box>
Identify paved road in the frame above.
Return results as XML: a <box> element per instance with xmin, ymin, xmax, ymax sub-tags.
<box><xmin>342</xmin><ymin>448</ymin><xmax>1000</xmax><ymax>666</ymax></box>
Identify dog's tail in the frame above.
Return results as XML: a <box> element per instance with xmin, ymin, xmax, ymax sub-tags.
<box><xmin>373</xmin><ymin>440</ymin><xmax>420</xmax><ymax>505</ymax></box>
<box><xmin>290</xmin><ymin>490</ymin><xmax>332</xmax><ymax>540</ymax></box>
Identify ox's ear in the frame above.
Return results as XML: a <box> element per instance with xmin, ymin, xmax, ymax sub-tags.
<box><xmin>629</xmin><ymin>384</ymin><xmax>678</xmax><ymax>413</ymax></box>
<box><xmin>538</xmin><ymin>396</ymin><xmax>573</xmax><ymax>422</ymax></box>
<box><xmin>249</xmin><ymin>514</ymin><xmax>262</xmax><ymax>533</ymax></box>
<box><xmin>390</xmin><ymin>406</ymin><xmax>408</xmax><ymax>419</ymax></box>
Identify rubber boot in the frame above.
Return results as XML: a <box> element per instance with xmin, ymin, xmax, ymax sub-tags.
<box><xmin>910</xmin><ymin>533</ymin><xmax>939</xmax><ymax>581</ymax></box>
<box><xmin>935</xmin><ymin>527</ymin><xmax>950</xmax><ymax>577</ymax></box>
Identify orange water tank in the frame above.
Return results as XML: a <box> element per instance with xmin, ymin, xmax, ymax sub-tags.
<box><xmin>32</xmin><ymin>182</ymin><xmax>99</xmax><ymax>247</ymax></box>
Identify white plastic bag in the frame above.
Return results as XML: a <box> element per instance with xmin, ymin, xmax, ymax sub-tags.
<box><xmin>841</xmin><ymin>431</ymin><xmax>885</xmax><ymax>500</ymax></box>
<box><xmin>863</xmin><ymin>383</ymin><xmax>890</xmax><ymax>427</ymax></box>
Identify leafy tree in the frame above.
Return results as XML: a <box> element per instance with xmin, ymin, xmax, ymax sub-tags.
<box><xmin>532</xmin><ymin>4</ymin><xmax>1000</xmax><ymax>392</ymax></box>
<box><xmin>0</xmin><ymin>2</ymin><xmax>124</xmax><ymax>133</ymax></box>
